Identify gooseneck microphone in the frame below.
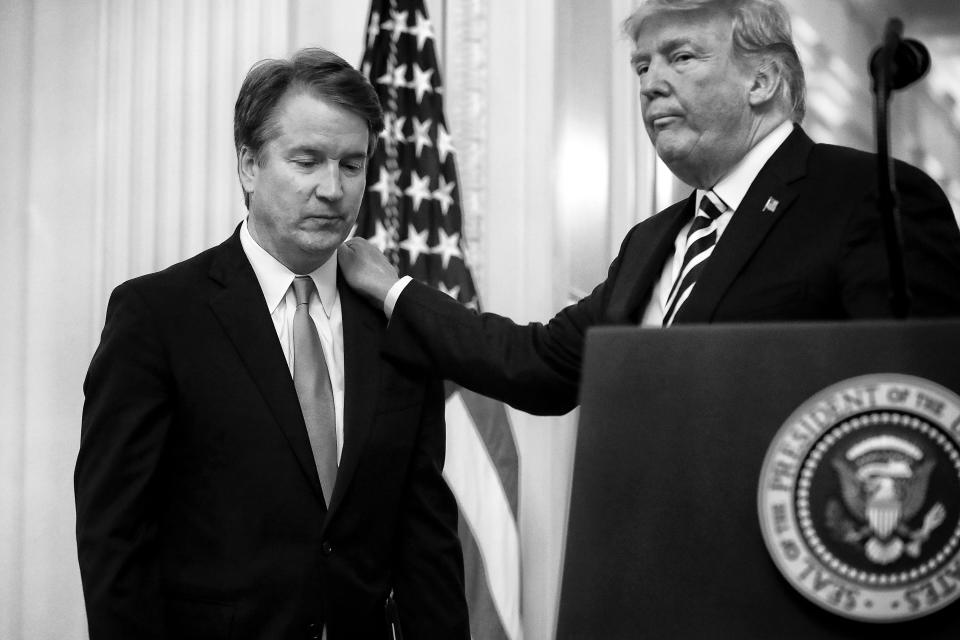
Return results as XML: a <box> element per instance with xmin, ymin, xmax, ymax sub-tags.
<box><xmin>869</xmin><ymin>18</ymin><xmax>931</xmax><ymax>92</ymax></box>
<box><xmin>869</xmin><ymin>18</ymin><xmax>930</xmax><ymax>319</ymax></box>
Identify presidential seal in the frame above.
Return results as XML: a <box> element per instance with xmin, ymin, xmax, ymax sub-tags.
<box><xmin>758</xmin><ymin>374</ymin><xmax>960</xmax><ymax>622</ymax></box>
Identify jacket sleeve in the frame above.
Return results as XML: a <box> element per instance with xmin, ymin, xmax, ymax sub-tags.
<box><xmin>378</xmin><ymin>226</ymin><xmax>643</xmax><ymax>416</ymax></box>
<box><xmin>390</xmin><ymin>378</ymin><xmax>470</xmax><ymax>639</ymax></box>
<box><xmin>75</xmin><ymin>281</ymin><xmax>171</xmax><ymax>639</ymax></box>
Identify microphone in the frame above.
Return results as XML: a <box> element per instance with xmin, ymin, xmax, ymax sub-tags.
<box><xmin>869</xmin><ymin>18</ymin><xmax>930</xmax><ymax>91</ymax></box>
<box><xmin>869</xmin><ymin>17</ymin><xmax>929</xmax><ymax>319</ymax></box>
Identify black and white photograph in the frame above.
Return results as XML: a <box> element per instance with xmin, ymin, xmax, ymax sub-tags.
<box><xmin>1</xmin><ymin>1</ymin><xmax>959</xmax><ymax>638</ymax></box>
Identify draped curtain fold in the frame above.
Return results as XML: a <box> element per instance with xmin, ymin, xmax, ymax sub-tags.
<box><xmin>1</xmin><ymin>2</ymin><xmax>293</xmax><ymax>637</ymax></box>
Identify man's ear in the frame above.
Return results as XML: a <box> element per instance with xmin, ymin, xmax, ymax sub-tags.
<box><xmin>237</xmin><ymin>145</ymin><xmax>258</xmax><ymax>196</ymax></box>
<box><xmin>748</xmin><ymin>59</ymin><xmax>781</xmax><ymax>107</ymax></box>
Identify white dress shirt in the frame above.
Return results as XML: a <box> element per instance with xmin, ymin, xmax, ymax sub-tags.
<box><xmin>640</xmin><ymin>120</ymin><xmax>795</xmax><ymax>325</ymax></box>
<box><xmin>240</xmin><ymin>219</ymin><xmax>345</xmax><ymax>463</ymax></box>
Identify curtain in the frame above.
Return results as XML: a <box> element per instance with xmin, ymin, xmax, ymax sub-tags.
<box><xmin>0</xmin><ymin>1</ymin><xmax>293</xmax><ymax>637</ymax></box>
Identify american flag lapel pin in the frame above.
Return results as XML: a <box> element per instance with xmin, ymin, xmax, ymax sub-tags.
<box><xmin>762</xmin><ymin>197</ymin><xmax>779</xmax><ymax>214</ymax></box>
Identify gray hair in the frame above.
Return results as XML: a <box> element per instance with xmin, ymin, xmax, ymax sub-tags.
<box><xmin>623</xmin><ymin>0</ymin><xmax>806</xmax><ymax>122</ymax></box>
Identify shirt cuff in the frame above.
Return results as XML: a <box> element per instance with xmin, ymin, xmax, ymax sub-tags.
<box><xmin>384</xmin><ymin>276</ymin><xmax>413</xmax><ymax>319</ymax></box>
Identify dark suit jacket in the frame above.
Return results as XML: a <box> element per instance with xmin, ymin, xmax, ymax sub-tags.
<box><xmin>76</xmin><ymin>228</ymin><xmax>469</xmax><ymax>640</ymax></box>
<box><xmin>382</xmin><ymin>127</ymin><xmax>960</xmax><ymax>415</ymax></box>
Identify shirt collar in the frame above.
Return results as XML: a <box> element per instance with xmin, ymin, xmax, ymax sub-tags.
<box><xmin>704</xmin><ymin>120</ymin><xmax>795</xmax><ymax>212</ymax></box>
<box><xmin>239</xmin><ymin>219</ymin><xmax>339</xmax><ymax>318</ymax></box>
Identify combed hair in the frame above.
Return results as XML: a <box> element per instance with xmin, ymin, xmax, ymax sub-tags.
<box><xmin>234</xmin><ymin>48</ymin><xmax>385</xmax><ymax>206</ymax></box>
<box><xmin>623</xmin><ymin>0</ymin><xmax>806</xmax><ymax>122</ymax></box>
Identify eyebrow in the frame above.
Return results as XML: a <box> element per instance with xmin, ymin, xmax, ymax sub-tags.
<box><xmin>288</xmin><ymin>145</ymin><xmax>367</xmax><ymax>159</ymax></box>
<box><xmin>630</xmin><ymin>50</ymin><xmax>649</xmax><ymax>66</ymax></box>
<box><xmin>630</xmin><ymin>36</ymin><xmax>698</xmax><ymax>66</ymax></box>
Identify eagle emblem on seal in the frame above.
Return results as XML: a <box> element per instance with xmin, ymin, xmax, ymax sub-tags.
<box><xmin>827</xmin><ymin>434</ymin><xmax>945</xmax><ymax>565</ymax></box>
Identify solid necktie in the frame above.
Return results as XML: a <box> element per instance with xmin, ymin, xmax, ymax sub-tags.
<box><xmin>662</xmin><ymin>191</ymin><xmax>727</xmax><ymax>327</ymax></box>
<box><xmin>292</xmin><ymin>275</ymin><xmax>338</xmax><ymax>505</ymax></box>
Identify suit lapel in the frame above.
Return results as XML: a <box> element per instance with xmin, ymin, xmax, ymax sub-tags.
<box><xmin>323</xmin><ymin>271</ymin><xmax>383</xmax><ymax>522</ymax></box>
<box><xmin>207</xmin><ymin>230</ymin><xmax>325</xmax><ymax>500</ymax></box>
<box><xmin>673</xmin><ymin>126</ymin><xmax>813</xmax><ymax>324</ymax></box>
<box><xmin>608</xmin><ymin>194</ymin><xmax>695</xmax><ymax>323</ymax></box>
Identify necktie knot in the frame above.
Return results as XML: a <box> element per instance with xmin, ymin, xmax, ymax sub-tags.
<box><xmin>698</xmin><ymin>190</ymin><xmax>727</xmax><ymax>220</ymax></box>
<box><xmin>293</xmin><ymin>276</ymin><xmax>314</xmax><ymax>307</ymax></box>
<box><xmin>662</xmin><ymin>190</ymin><xmax>727</xmax><ymax>327</ymax></box>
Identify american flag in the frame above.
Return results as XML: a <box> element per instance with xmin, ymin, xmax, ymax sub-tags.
<box><xmin>357</xmin><ymin>2</ymin><xmax>523</xmax><ymax>639</ymax></box>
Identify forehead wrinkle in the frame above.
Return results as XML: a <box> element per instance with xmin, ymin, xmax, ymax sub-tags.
<box><xmin>272</xmin><ymin>118</ymin><xmax>368</xmax><ymax>159</ymax></box>
<box><xmin>286</xmin><ymin>143</ymin><xmax>367</xmax><ymax>159</ymax></box>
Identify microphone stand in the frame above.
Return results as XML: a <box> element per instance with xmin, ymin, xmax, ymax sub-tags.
<box><xmin>871</xmin><ymin>18</ymin><xmax>911</xmax><ymax>319</ymax></box>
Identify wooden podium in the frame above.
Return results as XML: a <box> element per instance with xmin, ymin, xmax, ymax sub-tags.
<box><xmin>557</xmin><ymin>321</ymin><xmax>960</xmax><ymax>638</ymax></box>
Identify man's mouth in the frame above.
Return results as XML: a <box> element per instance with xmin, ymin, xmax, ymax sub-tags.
<box><xmin>649</xmin><ymin>114</ymin><xmax>682</xmax><ymax>129</ymax></box>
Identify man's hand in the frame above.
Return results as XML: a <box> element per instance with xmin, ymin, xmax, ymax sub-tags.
<box><xmin>339</xmin><ymin>237</ymin><xmax>401</xmax><ymax>306</ymax></box>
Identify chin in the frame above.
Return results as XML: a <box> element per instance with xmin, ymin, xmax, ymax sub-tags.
<box><xmin>303</xmin><ymin>235</ymin><xmax>343</xmax><ymax>254</ymax></box>
<box><xmin>655</xmin><ymin>147</ymin><xmax>686</xmax><ymax>171</ymax></box>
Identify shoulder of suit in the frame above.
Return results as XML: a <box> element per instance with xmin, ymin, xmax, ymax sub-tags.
<box><xmin>808</xmin><ymin>141</ymin><xmax>938</xmax><ymax>191</ymax></box>
<box><xmin>807</xmin><ymin>142</ymin><xmax>875</xmax><ymax>177</ymax></box>
<box><xmin>623</xmin><ymin>197</ymin><xmax>689</xmax><ymax>237</ymax></box>
<box><xmin>114</xmin><ymin>236</ymin><xmax>232</xmax><ymax>299</ymax></box>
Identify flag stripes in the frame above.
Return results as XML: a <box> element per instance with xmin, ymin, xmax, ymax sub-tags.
<box><xmin>357</xmin><ymin>2</ymin><xmax>523</xmax><ymax>638</ymax></box>
<box><xmin>455</xmin><ymin>385</ymin><xmax>519</xmax><ymax>517</ymax></box>
<box><xmin>458</xmin><ymin>512</ymin><xmax>511</xmax><ymax>640</ymax></box>
<box><xmin>443</xmin><ymin>392</ymin><xmax>522</xmax><ymax>640</ymax></box>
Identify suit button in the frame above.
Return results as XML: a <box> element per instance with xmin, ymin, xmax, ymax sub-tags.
<box><xmin>321</xmin><ymin>541</ymin><xmax>333</xmax><ymax>555</ymax></box>
<box><xmin>306</xmin><ymin>622</ymin><xmax>320</xmax><ymax>640</ymax></box>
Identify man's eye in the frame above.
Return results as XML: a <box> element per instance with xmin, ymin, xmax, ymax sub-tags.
<box><xmin>635</xmin><ymin>64</ymin><xmax>649</xmax><ymax>76</ymax></box>
<box><xmin>342</xmin><ymin>162</ymin><xmax>364</xmax><ymax>174</ymax></box>
<box><xmin>672</xmin><ymin>52</ymin><xmax>693</xmax><ymax>63</ymax></box>
<box><xmin>293</xmin><ymin>159</ymin><xmax>317</xmax><ymax>168</ymax></box>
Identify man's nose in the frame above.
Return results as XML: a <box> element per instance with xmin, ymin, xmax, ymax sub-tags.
<box><xmin>314</xmin><ymin>162</ymin><xmax>343</xmax><ymax>200</ymax></box>
<box><xmin>639</xmin><ymin>59</ymin><xmax>669</xmax><ymax>100</ymax></box>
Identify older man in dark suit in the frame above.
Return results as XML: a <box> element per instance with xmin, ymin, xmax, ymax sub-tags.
<box><xmin>76</xmin><ymin>48</ymin><xmax>469</xmax><ymax>639</ymax></box>
<box><xmin>336</xmin><ymin>0</ymin><xmax>960</xmax><ymax>415</ymax></box>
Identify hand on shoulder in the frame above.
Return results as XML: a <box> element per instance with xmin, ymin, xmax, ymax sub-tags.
<box><xmin>339</xmin><ymin>237</ymin><xmax>401</xmax><ymax>305</ymax></box>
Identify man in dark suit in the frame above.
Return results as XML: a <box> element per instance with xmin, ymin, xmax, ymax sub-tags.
<box><xmin>337</xmin><ymin>0</ymin><xmax>960</xmax><ymax>416</ymax></box>
<box><xmin>76</xmin><ymin>48</ymin><xmax>469</xmax><ymax>639</ymax></box>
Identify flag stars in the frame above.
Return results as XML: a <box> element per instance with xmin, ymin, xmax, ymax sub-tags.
<box><xmin>400</xmin><ymin>223</ymin><xmax>430</xmax><ymax>266</ymax></box>
<box><xmin>366</xmin><ymin>11</ymin><xmax>380</xmax><ymax>49</ymax></box>
<box><xmin>369</xmin><ymin>219</ymin><xmax>393</xmax><ymax>253</ymax></box>
<box><xmin>368</xmin><ymin>166</ymin><xmax>401</xmax><ymax>208</ymax></box>
<box><xmin>410</xmin><ymin>117</ymin><xmax>434</xmax><ymax>158</ymax></box>
<box><xmin>438</xmin><ymin>282</ymin><xmax>461</xmax><ymax>301</ymax></box>
<box><xmin>404</xmin><ymin>171</ymin><xmax>433</xmax><ymax>211</ymax></box>
<box><xmin>377</xmin><ymin>64</ymin><xmax>408</xmax><ymax>90</ymax></box>
<box><xmin>391</xmin><ymin>115</ymin><xmax>408</xmax><ymax>144</ymax></box>
<box><xmin>437</xmin><ymin>124</ymin><xmax>455</xmax><ymax>163</ymax></box>
<box><xmin>381</xmin><ymin>9</ymin><xmax>409</xmax><ymax>42</ymax></box>
<box><xmin>408</xmin><ymin>11</ymin><xmax>435</xmax><ymax>52</ymax></box>
<box><xmin>361</xmin><ymin>7</ymin><xmax>482</xmax><ymax>317</ymax></box>
<box><xmin>379</xmin><ymin>113</ymin><xmax>394</xmax><ymax>143</ymax></box>
<box><xmin>410</xmin><ymin>63</ymin><xmax>435</xmax><ymax>103</ymax></box>
<box><xmin>432</xmin><ymin>228</ymin><xmax>463</xmax><ymax>269</ymax></box>
<box><xmin>432</xmin><ymin>176</ymin><xmax>456</xmax><ymax>216</ymax></box>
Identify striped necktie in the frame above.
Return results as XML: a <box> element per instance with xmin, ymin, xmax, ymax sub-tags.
<box><xmin>292</xmin><ymin>275</ymin><xmax>338</xmax><ymax>505</ymax></box>
<box><xmin>662</xmin><ymin>191</ymin><xmax>727</xmax><ymax>326</ymax></box>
